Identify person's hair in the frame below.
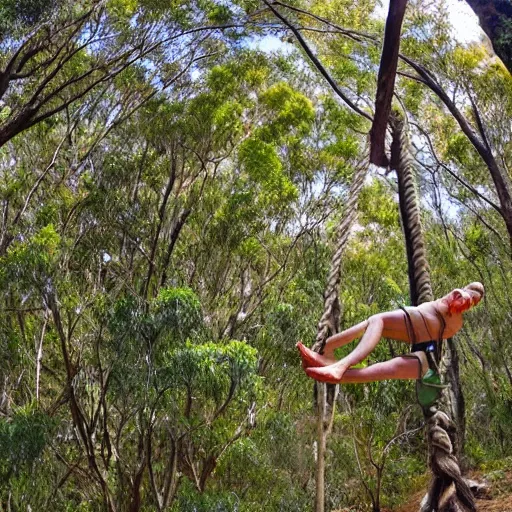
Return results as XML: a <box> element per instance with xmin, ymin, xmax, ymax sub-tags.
<box><xmin>464</xmin><ymin>282</ymin><xmax>485</xmax><ymax>300</ymax></box>
<box><xmin>441</xmin><ymin>282</ymin><xmax>484</xmax><ymax>314</ymax></box>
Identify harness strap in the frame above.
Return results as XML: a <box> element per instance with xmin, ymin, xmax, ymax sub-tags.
<box><xmin>433</xmin><ymin>306</ymin><xmax>446</xmax><ymax>361</ymax></box>
<box><xmin>400</xmin><ymin>304</ymin><xmax>448</xmax><ymax>409</ymax></box>
<box><xmin>400</xmin><ymin>305</ymin><xmax>446</xmax><ymax>373</ymax></box>
<box><xmin>399</xmin><ymin>305</ymin><xmax>416</xmax><ymax>345</ymax></box>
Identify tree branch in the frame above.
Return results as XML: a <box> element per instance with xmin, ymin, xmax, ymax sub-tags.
<box><xmin>263</xmin><ymin>0</ymin><xmax>372</xmax><ymax>122</ymax></box>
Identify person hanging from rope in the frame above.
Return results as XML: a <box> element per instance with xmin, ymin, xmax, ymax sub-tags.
<box><xmin>298</xmin><ymin>282</ymin><xmax>484</xmax><ymax>385</ymax></box>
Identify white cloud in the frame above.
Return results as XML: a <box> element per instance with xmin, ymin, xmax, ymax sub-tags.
<box><xmin>375</xmin><ymin>0</ymin><xmax>483</xmax><ymax>44</ymax></box>
<box><xmin>445</xmin><ymin>0</ymin><xmax>482</xmax><ymax>44</ymax></box>
<box><xmin>246</xmin><ymin>35</ymin><xmax>294</xmax><ymax>54</ymax></box>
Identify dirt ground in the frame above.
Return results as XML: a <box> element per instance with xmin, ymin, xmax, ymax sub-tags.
<box><xmin>335</xmin><ymin>470</ymin><xmax>512</xmax><ymax>512</ymax></box>
<box><xmin>392</xmin><ymin>492</ymin><xmax>512</xmax><ymax>512</ymax></box>
<box><xmin>392</xmin><ymin>470</ymin><xmax>512</xmax><ymax>512</ymax></box>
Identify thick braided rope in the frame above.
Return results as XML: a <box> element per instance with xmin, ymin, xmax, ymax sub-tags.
<box><xmin>420</xmin><ymin>412</ymin><xmax>476</xmax><ymax>512</ymax></box>
<box><xmin>391</xmin><ymin>114</ymin><xmax>475</xmax><ymax>512</ymax></box>
<box><xmin>313</xmin><ymin>154</ymin><xmax>369</xmax><ymax>352</ymax></box>
<box><xmin>392</xmin><ymin>116</ymin><xmax>433</xmax><ymax>305</ymax></box>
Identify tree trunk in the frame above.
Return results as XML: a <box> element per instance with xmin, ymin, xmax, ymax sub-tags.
<box><xmin>312</xmin><ymin>153</ymin><xmax>368</xmax><ymax>512</ymax></box>
<box><xmin>370</xmin><ymin>0</ymin><xmax>408</xmax><ymax>167</ymax></box>
<box><xmin>463</xmin><ymin>0</ymin><xmax>512</xmax><ymax>73</ymax></box>
<box><xmin>390</xmin><ymin>112</ymin><xmax>475</xmax><ymax>512</ymax></box>
<box><xmin>444</xmin><ymin>338</ymin><xmax>467</xmax><ymax>464</ymax></box>
<box><xmin>314</xmin><ymin>383</ymin><xmax>329</xmax><ymax>512</ymax></box>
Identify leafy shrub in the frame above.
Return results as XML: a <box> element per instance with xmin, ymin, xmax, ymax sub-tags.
<box><xmin>0</xmin><ymin>407</ymin><xmax>54</xmax><ymax>478</ymax></box>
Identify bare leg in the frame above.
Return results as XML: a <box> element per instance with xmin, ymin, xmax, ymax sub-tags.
<box><xmin>324</xmin><ymin>319</ymin><xmax>369</xmax><ymax>355</ymax></box>
<box><xmin>296</xmin><ymin>319</ymin><xmax>370</xmax><ymax>368</ymax></box>
<box><xmin>306</xmin><ymin>315</ymin><xmax>385</xmax><ymax>381</ymax></box>
<box><xmin>305</xmin><ymin>353</ymin><xmax>428</xmax><ymax>384</ymax></box>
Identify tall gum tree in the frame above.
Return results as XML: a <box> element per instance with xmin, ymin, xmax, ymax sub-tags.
<box><xmin>0</xmin><ymin>0</ymin><xmax>245</xmax><ymax>148</ymax></box>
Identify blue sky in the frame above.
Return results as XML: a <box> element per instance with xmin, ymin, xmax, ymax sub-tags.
<box><xmin>376</xmin><ymin>0</ymin><xmax>483</xmax><ymax>43</ymax></box>
<box><xmin>249</xmin><ymin>0</ymin><xmax>484</xmax><ymax>53</ymax></box>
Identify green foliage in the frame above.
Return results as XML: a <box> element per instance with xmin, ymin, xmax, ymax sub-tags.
<box><xmin>162</xmin><ymin>340</ymin><xmax>258</xmax><ymax>396</ymax></box>
<box><xmin>402</xmin><ymin>80</ymin><xmax>425</xmax><ymax>116</ymax></box>
<box><xmin>0</xmin><ymin>224</ymin><xmax>60</xmax><ymax>289</ymax></box>
<box><xmin>444</xmin><ymin>132</ymin><xmax>474</xmax><ymax>166</ymax></box>
<box><xmin>256</xmin><ymin>300</ymin><xmax>316</xmax><ymax>371</ymax></box>
<box><xmin>0</xmin><ymin>0</ymin><xmax>57</xmax><ymax>33</ymax></box>
<box><xmin>206</xmin><ymin>3</ymin><xmax>234</xmax><ymax>24</ymax></box>
<box><xmin>465</xmin><ymin>223</ymin><xmax>490</xmax><ymax>259</ymax></box>
<box><xmin>172</xmin><ymin>479</ymin><xmax>239</xmax><ymax>512</ymax></box>
<box><xmin>0</xmin><ymin>1</ymin><xmax>511</xmax><ymax>509</ymax></box>
<box><xmin>238</xmin><ymin>137</ymin><xmax>298</xmax><ymax>205</ymax></box>
<box><xmin>216</xmin><ymin>415</ymin><xmax>312</xmax><ymax>512</ymax></box>
<box><xmin>154</xmin><ymin>286</ymin><xmax>203</xmax><ymax>339</ymax></box>
<box><xmin>495</xmin><ymin>18</ymin><xmax>512</xmax><ymax>56</ymax></box>
<box><xmin>359</xmin><ymin>180</ymin><xmax>400</xmax><ymax>229</ymax></box>
<box><xmin>0</xmin><ymin>407</ymin><xmax>54</xmax><ymax>478</ymax></box>
<box><xmin>239</xmin><ymin>138</ymin><xmax>282</xmax><ymax>183</ymax></box>
<box><xmin>257</xmin><ymin>82</ymin><xmax>315</xmax><ymax>141</ymax></box>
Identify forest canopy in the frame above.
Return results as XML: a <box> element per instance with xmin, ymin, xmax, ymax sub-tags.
<box><xmin>0</xmin><ymin>0</ymin><xmax>511</xmax><ymax>510</ymax></box>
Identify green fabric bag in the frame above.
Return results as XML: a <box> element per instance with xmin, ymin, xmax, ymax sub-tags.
<box><xmin>416</xmin><ymin>369</ymin><xmax>449</xmax><ymax>408</ymax></box>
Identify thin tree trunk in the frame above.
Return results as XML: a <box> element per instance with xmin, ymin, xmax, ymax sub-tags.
<box><xmin>35</xmin><ymin>316</ymin><xmax>48</xmax><ymax>402</ymax></box>
<box><xmin>315</xmin><ymin>383</ymin><xmax>328</xmax><ymax>512</ymax></box>
<box><xmin>444</xmin><ymin>338</ymin><xmax>466</xmax><ymax>464</ymax></box>
<box><xmin>159</xmin><ymin>208</ymin><xmax>192</xmax><ymax>287</ymax></box>
<box><xmin>142</xmin><ymin>155</ymin><xmax>177</xmax><ymax>299</ymax></box>
<box><xmin>370</xmin><ymin>0</ymin><xmax>408</xmax><ymax>167</ymax></box>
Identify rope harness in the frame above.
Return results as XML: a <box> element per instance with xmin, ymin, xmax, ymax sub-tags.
<box><xmin>400</xmin><ymin>306</ymin><xmax>448</xmax><ymax>409</ymax></box>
